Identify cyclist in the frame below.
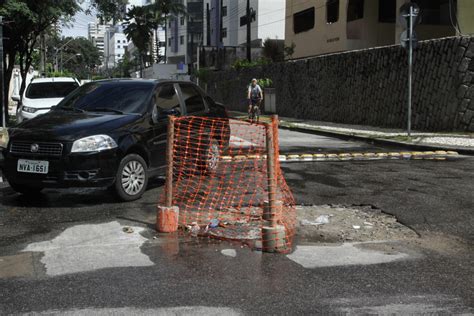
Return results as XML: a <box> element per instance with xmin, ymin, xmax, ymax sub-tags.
<box><xmin>247</xmin><ymin>78</ymin><xmax>263</xmax><ymax>120</ymax></box>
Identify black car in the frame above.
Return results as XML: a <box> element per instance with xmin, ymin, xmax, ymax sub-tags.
<box><xmin>2</xmin><ymin>79</ymin><xmax>229</xmax><ymax>201</ymax></box>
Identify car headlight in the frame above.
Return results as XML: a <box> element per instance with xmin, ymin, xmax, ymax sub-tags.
<box><xmin>22</xmin><ymin>106</ymin><xmax>37</xmax><ymax>113</ymax></box>
<box><xmin>0</xmin><ymin>128</ymin><xmax>8</xmax><ymax>149</ymax></box>
<box><xmin>71</xmin><ymin>135</ymin><xmax>117</xmax><ymax>153</ymax></box>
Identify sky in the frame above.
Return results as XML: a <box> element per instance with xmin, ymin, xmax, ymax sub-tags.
<box><xmin>61</xmin><ymin>3</ymin><xmax>96</xmax><ymax>38</ymax></box>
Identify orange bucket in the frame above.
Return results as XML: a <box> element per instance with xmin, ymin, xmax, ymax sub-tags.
<box><xmin>156</xmin><ymin>206</ymin><xmax>179</xmax><ymax>233</ymax></box>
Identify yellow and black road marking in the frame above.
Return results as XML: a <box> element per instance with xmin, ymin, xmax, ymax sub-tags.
<box><xmin>220</xmin><ymin>151</ymin><xmax>460</xmax><ymax>162</ymax></box>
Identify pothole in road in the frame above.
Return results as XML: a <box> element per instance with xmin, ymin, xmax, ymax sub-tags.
<box><xmin>287</xmin><ymin>205</ymin><xmax>420</xmax><ymax>268</ymax></box>
<box><xmin>296</xmin><ymin>204</ymin><xmax>418</xmax><ymax>243</ymax></box>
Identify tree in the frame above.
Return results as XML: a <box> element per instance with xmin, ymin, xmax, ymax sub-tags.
<box><xmin>0</xmin><ymin>0</ymin><xmax>79</xmax><ymax>122</ymax></box>
<box><xmin>262</xmin><ymin>38</ymin><xmax>285</xmax><ymax>63</ymax></box>
<box><xmin>147</xmin><ymin>0</ymin><xmax>186</xmax><ymax>63</ymax></box>
<box><xmin>123</xmin><ymin>5</ymin><xmax>159</xmax><ymax>77</ymax></box>
<box><xmin>110</xmin><ymin>51</ymin><xmax>133</xmax><ymax>78</ymax></box>
<box><xmin>83</xmin><ymin>0</ymin><xmax>128</xmax><ymax>24</ymax></box>
<box><xmin>61</xmin><ymin>37</ymin><xmax>101</xmax><ymax>79</ymax></box>
<box><xmin>284</xmin><ymin>42</ymin><xmax>296</xmax><ymax>60</ymax></box>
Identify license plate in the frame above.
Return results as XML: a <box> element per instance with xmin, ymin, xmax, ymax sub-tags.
<box><xmin>17</xmin><ymin>159</ymin><xmax>49</xmax><ymax>174</ymax></box>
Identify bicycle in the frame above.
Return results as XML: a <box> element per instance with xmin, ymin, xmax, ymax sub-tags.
<box><xmin>248</xmin><ymin>98</ymin><xmax>262</xmax><ymax>123</ymax></box>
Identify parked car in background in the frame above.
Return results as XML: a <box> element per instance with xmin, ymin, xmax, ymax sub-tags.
<box><xmin>3</xmin><ymin>79</ymin><xmax>229</xmax><ymax>201</ymax></box>
<box><xmin>13</xmin><ymin>77</ymin><xmax>80</xmax><ymax>123</ymax></box>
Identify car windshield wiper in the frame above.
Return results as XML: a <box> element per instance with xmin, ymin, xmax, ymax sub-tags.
<box><xmin>88</xmin><ymin>107</ymin><xmax>125</xmax><ymax>115</ymax></box>
<box><xmin>57</xmin><ymin>106</ymin><xmax>85</xmax><ymax>113</ymax></box>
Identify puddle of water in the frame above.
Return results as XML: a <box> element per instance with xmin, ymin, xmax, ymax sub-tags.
<box><xmin>221</xmin><ymin>249</ymin><xmax>237</xmax><ymax>257</ymax></box>
<box><xmin>287</xmin><ymin>242</ymin><xmax>409</xmax><ymax>268</ymax></box>
<box><xmin>22</xmin><ymin>221</ymin><xmax>153</xmax><ymax>276</ymax></box>
<box><xmin>331</xmin><ymin>295</ymin><xmax>472</xmax><ymax>315</ymax></box>
<box><xmin>0</xmin><ymin>253</ymin><xmax>36</xmax><ymax>278</ymax></box>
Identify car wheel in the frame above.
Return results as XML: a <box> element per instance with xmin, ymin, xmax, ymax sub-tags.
<box><xmin>114</xmin><ymin>154</ymin><xmax>148</xmax><ymax>201</ymax></box>
<box><xmin>9</xmin><ymin>182</ymin><xmax>43</xmax><ymax>195</ymax></box>
<box><xmin>202</xmin><ymin>138</ymin><xmax>220</xmax><ymax>173</ymax></box>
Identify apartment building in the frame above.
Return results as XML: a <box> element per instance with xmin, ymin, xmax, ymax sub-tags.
<box><xmin>106</xmin><ymin>29</ymin><xmax>128</xmax><ymax>68</ymax></box>
<box><xmin>166</xmin><ymin>0</ymin><xmax>204</xmax><ymax>65</ymax></box>
<box><xmin>285</xmin><ymin>0</ymin><xmax>474</xmax><ymax>59</ymax></box>
<box><xmin>88</xmin><ymin>22</ymin><xmax>113</xmax><ymax>61</ymax></box>
<box><xmin>203</xmin><ymin>0</ymin><xmax>285</xmax><ymax>47</ymax></box>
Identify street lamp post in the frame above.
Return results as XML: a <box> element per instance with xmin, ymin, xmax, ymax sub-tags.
<box><xmin>54</xmin><ymin>38</ymin><xmax>75</xmax><ymax>72</ymax></box>
<box><xmin>61</xmin><ymin>53</ymin><xmax>81</xmax><ymax>73</ymax></box>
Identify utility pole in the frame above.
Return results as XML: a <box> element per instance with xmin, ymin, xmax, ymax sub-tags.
<box><xmin>40</xmin><ymin>33</ymin><xmax>46</xmax><ymax>76</ymax></box>
<box><xmin>246</xmin><ymin>0</ymin><xmax>251</xmax><ymax>62</ymax></box>
<box><xmin>206</xmin><ymin>3</ymin><xmax>211</xmax><ymax>46</ymax></box>
<box><xmin>407</xmin><ymin>4</ymin><xmax>413</xmax><ymax>137</ymax></box>
<box><xmin>105</xmin><ymin>28</ymin><xmax>109</xmax><ymax>73</ymax></box>
<box><xmin>0</xmin><ymin>16</ymin><xmax>5</xmax><ymax>128</ymax></box>
<box><xmin>399</xmin><ymin>2</ymin><xmax>419</xmax><ymax>137</ymax></box>
<box><xmin>220</xmin><ymin>0</ymin><xmax>224</xmax><ymax>46</ymax></box>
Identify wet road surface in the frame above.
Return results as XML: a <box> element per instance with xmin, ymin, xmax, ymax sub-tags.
<box><xmin>0</xmin><ymin>128</ymin><xmax>473</xmax><ymax>314</ymax></box>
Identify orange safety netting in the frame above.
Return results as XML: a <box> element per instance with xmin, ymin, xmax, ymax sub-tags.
<box><xmin>160</xmin><ymin>116</ymin><xmax>296</xmax><ymax>252</ymax></box>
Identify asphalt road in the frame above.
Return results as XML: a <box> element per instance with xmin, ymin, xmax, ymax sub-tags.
<box><xmin>0</xmin><ymin>128</ymin><xmax>473</xmax><ymax>315</ymax></box>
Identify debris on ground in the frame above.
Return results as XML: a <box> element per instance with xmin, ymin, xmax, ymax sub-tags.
<box><xmin>301</xmin><ymin>214</ymin><xmax>331</xmax><ymax>226</ymax></box>
<box><xmin>122</xmin><ymin>227</ymin><xmax>134</xmax><ymax>234</ymax></box>
<box><xmin>297</xmin><ymin>205</ymin><xmax>418</xmax><ymax>243</ymax></box>
<box><xmin>221</xmin><ymin>249</ymin><xmax>237</xmax><ymax>257</ymax></box>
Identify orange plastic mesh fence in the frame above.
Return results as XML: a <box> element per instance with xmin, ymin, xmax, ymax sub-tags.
<box><xmin>160</xmin><ymin>116</ymin><xmax>296</xmax><ymax>252</ymax></box>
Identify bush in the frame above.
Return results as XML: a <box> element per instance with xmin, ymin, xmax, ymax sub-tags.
<box><xmin>257</xmin><ymin>78</ymin><xmax>273</xmax><ymax>88</ymax></box>
<box><xmin>231</xmin><ymin>58</ymin><xmax>270</xmax><ymax>71</ymax></box>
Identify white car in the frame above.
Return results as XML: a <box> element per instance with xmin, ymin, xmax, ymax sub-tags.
<box><xmin>14</xmin><ymin>77</ymin><xmax>80</xmax><ymax>123</ymax></box>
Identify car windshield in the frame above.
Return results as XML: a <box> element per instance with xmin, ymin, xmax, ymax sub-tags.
<box><xmin>56</xmin><ymin>81</ymin><xmax>154</xmax><ymax>114</ymax></box>
<box><xmin>25</xmin><ymin>82</ymin><xmax>79</xmax><ymax>99</ymax></box>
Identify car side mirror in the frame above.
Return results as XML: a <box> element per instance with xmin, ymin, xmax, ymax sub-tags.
<box><xmin>11</xmin><ymin>95</ymin><xmax>20</xmax><ymax>102</ymax></box>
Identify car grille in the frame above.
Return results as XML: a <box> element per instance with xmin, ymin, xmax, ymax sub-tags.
<box><xmin>10</xmin><ymin>142</ymin><xmax>63</xmax><ymax>156</ymax></box>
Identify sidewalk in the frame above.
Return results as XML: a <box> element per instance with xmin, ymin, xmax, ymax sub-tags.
<box><xmin>229</xmin><ymin>111</ymin><xmax>474</xmax><ymax>155</ymax></box>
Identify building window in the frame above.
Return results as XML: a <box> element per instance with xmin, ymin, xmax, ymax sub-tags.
<box><xmin>378</xmin><ymin>0</ymin><xmax>396</xmax><ymax>23</ymax></box>
<box><xmin>117</xmin><ymin>54</ymin><xmax>121</xmax><ymax>57</ymax></box>
<box><xmin>180</xmin><ymin>16</ymin><xmax>185</xmax><ymax>25</ymax></box>
<box><xmin>123</xmin><ymin>40</ymin><xmax>126</xmax><ymax>43</ymax></box>
<box><xmin>168</xmin><ymin>37</ymin><xmax>172</xmax><ymax>46</ymax></box>
<box><xmin>222</xmin><ymin>27</ymin><xmax>227</xmax><ymax>38</ymax></box>
<box><xmin>326</xmin><ymin>0</ymin><xmax>339</xmax><ymax>24</ymax></box>
<box><xmin>222</xmin><ymin>6</ymin><xmax>227</xmax><ymax>17</ymax></box>
<box><xmin>413</xmin><ymin>0</ymin><xmax>453</xmax><ymax>25</ymax></box>
<box><xmin>180</xmin><ymin>35</ymin><xmax>184</xmax><ymax>45</ymax></box>
<box><xmin>117</xmin><ymin>45</ymin><xmax>120</xmax><ymax>48</ymax></box>
<box><xmin>293</xmin><ymin>7</ymin><xmax>315</xmax><ymax>34</ymax></box>
<box><xmin>347</xmin><ymin>0</ymin><xmax>364</xmax><ymax>22</ymax></box>
<box><xmin>117</xmin><ymin>40</ymin><xmax>120</xmax><ymax>43</ymax></box>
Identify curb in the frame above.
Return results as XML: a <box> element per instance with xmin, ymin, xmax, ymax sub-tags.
<box><xmin>221</xmin><ymin>151</ymin><xmax>460</xmax><ymax>163</ymax></box>
<box><xmin>278</xmin><ymin>123</ymin><xmax>474</xmax><ymax>156</ymax></box>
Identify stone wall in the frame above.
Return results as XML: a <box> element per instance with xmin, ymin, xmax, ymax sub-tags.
<box><xmin>205</xmin><ymin>36</ymin><xmax>474</xmax><ymax>132</ymax></box>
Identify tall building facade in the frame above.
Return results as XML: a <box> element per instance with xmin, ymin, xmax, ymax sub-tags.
<box><xmin>285</xmin><ymin>0</ymin><xmax>474</xmax><ymax>59</ymax></box>
<box><xmin>106</xmin><ymin>27</ymin><xmax>129</xmax><ymax>68</ymax></box>
<box><xmin>88</xmin><ymin>22</ymin><xmax>114</xmax><ymax>66</ymax></box>
<box><xmin>203</xmin><ymin>0</ymin><xmax>285</xmax><ymax>47</ymax></box>
<box><xmin>167</xmin><ymin>0</ymin><xmax>204</xmax><ymax>65</ymax></box>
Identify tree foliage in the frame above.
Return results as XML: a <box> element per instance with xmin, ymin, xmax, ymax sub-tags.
<box><xmin>123</xmin><ymin>5</ymin><xmax>159</xmax><ymax>74</ymax></box>
<box><xmin>83</xmin><ymin>0</ymin><xmax>128</xmax><ymax>24</ymax></box>
<box><xmin>61</xmin><ymin>37</ymin><xmax>101</xmax><ymax>79</ymax></box>
<box><xmin>262</xmin><ymin>38</ymin><xmax>284</xmax><ymax>63</ymax></box>
<box><xmin>0</xmin><ymin>0</ymin><xmax>79</xmax><ymax>123</ymax></box>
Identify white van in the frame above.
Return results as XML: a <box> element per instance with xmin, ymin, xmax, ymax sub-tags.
<box><xmin>14</xmin><ymin>77</ymin><xmax>80</xmax><ymax>123</ymax></box>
